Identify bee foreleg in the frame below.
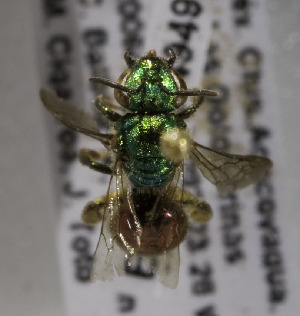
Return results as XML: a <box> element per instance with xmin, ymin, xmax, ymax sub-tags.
<box><xmin>79</xmin><ymin>149</ymin><xmax>113</xmax><ymax>174</ymax></box>
<box><xmin>94</xmin><ymin>96</ymin><xmax>122</xmax><ymax>122</ymax></box>
<box><xmin>176</xmin><ymin>95</ymin><xmax>205</xmax><ymax>120</ymax></box>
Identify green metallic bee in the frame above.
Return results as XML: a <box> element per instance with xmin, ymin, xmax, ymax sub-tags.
<box><xmin>40</xmin><ymin>49</ymin><xmax>272</xmax><ymax>288</ymax></box>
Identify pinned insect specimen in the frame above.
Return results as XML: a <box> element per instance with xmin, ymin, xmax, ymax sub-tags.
<box><xmin>40</xmin><ymin>49</ymin><xmax>272</xmax><ymax>288</ymax></box>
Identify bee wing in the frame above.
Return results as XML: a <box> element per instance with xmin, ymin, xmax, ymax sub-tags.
<box><xmin>91</xmin><ymin>162</ymin><xmax>185</xmax><ymax>288</ymax></box>
<box><xmin>151</xmin><ymin>164</ymin><xmax>183</xmax><ymax>288</ymax></box>
<box><xmin>40</xmin><ymin>88</ymin><xmax>113</xmax><ymax>149</ymax></box>
<box><xmin>91</xmin><ymin>160</ymin><xmax>127</xmax><ymax>281</ymax></box>
<box><xmin>190</xmin><ymin>141</ymin><xmax>273</xmax><ymax>195</ymax></box>
<box><xmin>155</xmin><ymin>246</ymin><xmax>180</xmax><ymax>289</ymax></box>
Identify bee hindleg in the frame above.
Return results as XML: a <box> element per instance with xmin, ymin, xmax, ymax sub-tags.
<box><xmin>176</xmin><ymin>95</ymin><xmax>205</xmax><ymax>120</ymax></box>
<box><xmin>81</xmin><ymin>197</ymin><xmax>106</xmax><ymax>225</ymax></box>
<box><xmin>81</xmin><ymin>191</ymin><xmax>118</xmax><ymax>225</ymax></box>
<box><xmin>79</xmin><ymin>149</ymin><xmax>113</xmax><ymax>174</ymax></box>
<box><xmin>175</xmin><ymin>188</ymin><xmax>213</xmax><ymax>223</ymax></box>
<box><xmin>94</xmin><ymin>96</ymin><xmax>122</xmax><ymax>122</ymax></box>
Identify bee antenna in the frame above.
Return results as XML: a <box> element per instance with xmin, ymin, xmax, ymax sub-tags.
<box><xmin>124</xmin><ymin>51</ymin><xmax>135</xmax><ymax>67</ymax></box>
<box><xmin>167</xmin><ymin>49</ymin><xmax>177</xmax><ymax>67</ymax></box>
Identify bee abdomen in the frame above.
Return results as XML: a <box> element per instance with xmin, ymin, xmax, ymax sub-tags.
<box><xmin>127</xmin><ymin>157</ymin><xmax>175</xmax><ymax>187</ymax></box>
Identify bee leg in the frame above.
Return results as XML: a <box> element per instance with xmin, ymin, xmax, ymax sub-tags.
<box><xmin>81</xmin><ymin>196</ymin><xmax>106</xmax><ymax>225</ymax></box>
<box><xmin>94</xmin><ymin>96</ymin><xmax>122</xmax><ymax>122</ymax></box>
<box><xmin>81</xmin><ymin>191</ymin><xmax>117</xmax><ymax>225</ymax></box>
<box><xmin>176</xmin><ymin>95</ymin><xmax>205</xmax><ymax>120</ymax></box>
<box><xmin>78</xmin><ymin>149</ymin><xmax>113</xmax><ymax>174</ymax></box>
<box><xmin>175</xmin><ymin>188</ymin><xmax>213</xmax><ymax>223</ymax></box>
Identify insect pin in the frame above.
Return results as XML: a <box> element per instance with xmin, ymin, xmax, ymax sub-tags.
<box><xmin>40</xmin><ymin>49</ymin><xmax>272</xmax><ymax>288</ymax></box>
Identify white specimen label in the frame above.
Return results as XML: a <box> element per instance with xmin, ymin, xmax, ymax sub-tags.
<box><xmin>34</xmin><ymin>0</ymin><xmax>297</xmax><ymax>315</ymax></box>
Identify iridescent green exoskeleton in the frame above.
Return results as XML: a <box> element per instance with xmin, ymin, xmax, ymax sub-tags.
<box><xmin>40</xmin><ymin>50</ymin><xmax>272</xmax><ymax>288</ymax></box>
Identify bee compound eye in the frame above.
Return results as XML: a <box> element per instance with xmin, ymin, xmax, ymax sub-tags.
<box><xmin>114</xmin><ymin>89</ymin><xmax>129</xmax><ymax>107</ymax></box>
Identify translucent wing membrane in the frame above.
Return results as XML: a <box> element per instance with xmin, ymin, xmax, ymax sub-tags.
<box><xmin>91</xmin><ymin>162</ymin><xmax>185</xmax><ymax>288</ymax></box>
<box><xmin>91</xmin><ymin>160</ymin><xmax>127</xmax><ymax>281</ymax></box>
<box><xmin>40</xmin><ymin>89</ymin><xmax>113</xmax><ymax>149</ymax></box>
<box><xmin>151</xmin><ymin>246</ymin><xmax>180</xmax><ymax>289</ymax></box>
<box><xmin>190</xmin><ymin>142</ymin><xmax>273</xmax><ymax>195</ymax></box>
<box><xmin>144</xmin><ymin>164</ymin><xmax>184</xmax><ymax>288</ymax></box>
